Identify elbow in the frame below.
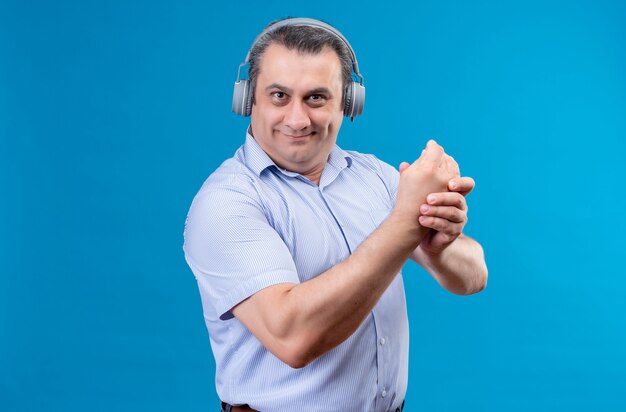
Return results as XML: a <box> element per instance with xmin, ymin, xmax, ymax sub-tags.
<box><xmin>444</xmin><ymin>261</ymin><xmax>488</xmax><ymax>296</ymax></box>
<box><xmin>277</xmin><ymin>343</ymin><xmax>315</xmax><ymax>369</ymax></box>
<box><xmin>461</xmin><ymin>239</ymin><xmax>488</xmax><ymax>295</ymax></box>
<box><xmin>274</xmin><ymin>333</ymin><xmax>327</xmax><ymax>369</ymax></box>
<box><xmin>282</xmin><ymin>353</ymin><xmax>311</xmax><ymax>369</ymax></box>
<box><xmin>476</xmin><ymin>262</ymin><xmax>489</xmax><ymax>293</ymax></box>
<box><xmin>458</xmin><ymin>264</ymin><xmax>488</xmax><ymax>296</ymax></box>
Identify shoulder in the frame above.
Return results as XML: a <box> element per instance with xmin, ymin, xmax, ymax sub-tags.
<box><xmin>343</xmin><ymin>149</ymin><xmax>399</xmax><ymax>184</ymax></box>
<box><xmin>344</xmin><ymin>150</ymin><xmax>396</xmax><ymax>172</ymax></box>
<box><xmin>191</xmin><ymin>157</ymin><xmax>263</xmax><ymax>212</ymax></box>
<box><xmin>184</xmin><ymin>156</ymin><xmax>271</xmax><ymax>245</ymax></box>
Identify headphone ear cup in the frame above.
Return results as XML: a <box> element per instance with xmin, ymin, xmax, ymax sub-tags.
<box><xmin>244</xmin><ymin>83</ymin><xmax>253</xmax><ymax>116</ymax></box>
<box><xmin>343</xmin><ymin>83</ymin><xmax>353</xmax><ymax>117</ymax></box>
<box><xmin>344</xmin><ymin>81</ymin><xmax>365</xmax><ymax>118</ymax></box>
<box><xmin>232</xmin><ymin>80</ymin><xmax>251</xmax><ymax>116</ymax></box>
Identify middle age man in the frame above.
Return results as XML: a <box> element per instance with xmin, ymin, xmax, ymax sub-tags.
<box><xmin>184</xmin><ymin>18</ymin><xmax>488</xmax><ymax>411</ymax></box>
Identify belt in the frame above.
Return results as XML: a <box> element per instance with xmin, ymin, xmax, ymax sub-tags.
<box><xmin>221</xmin><ymin>402</ymin><xmax>256</xmax><ymax>412</ymax></box>
<box><xmin>221</xmin><ymin>400</ymin><xmax>404</xmax><ymax>411</ymax></box>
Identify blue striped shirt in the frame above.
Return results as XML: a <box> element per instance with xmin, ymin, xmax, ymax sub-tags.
<box><xmin>183</xmin><ymin>130</ymin><xmax>408</xmax><ymax>411</ymax></box>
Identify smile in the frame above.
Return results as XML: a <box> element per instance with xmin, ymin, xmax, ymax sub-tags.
<box><xmin>280</xmin><ymin>131</ymin><xmax>314</xmax><ymax>139</ymax></box>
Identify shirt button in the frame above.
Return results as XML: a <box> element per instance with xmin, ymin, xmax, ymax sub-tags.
<box><xmin>380</xmin><ymin>337</ymin><xmax>386</xmax><ymax>346</ymax></box>
<box><xmin>381</xmin><ymin>389</ymin><xmax>387</xmax><ymax>398</ymax></box>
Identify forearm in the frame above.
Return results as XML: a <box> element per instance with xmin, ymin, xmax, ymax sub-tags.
<box><xmin>290</xmin><ymin>212</ymin><xmax>428</xmax><ymax>352</ymax></box>
<box><xmin>242</xmin><ymin>211</ymin><xmax>429</xmax><ymax>367</ymax></box>
<box><xmin>412</xmin><ymin>234</ymin><xmax>488</xmax><ymax>295</ymax></box>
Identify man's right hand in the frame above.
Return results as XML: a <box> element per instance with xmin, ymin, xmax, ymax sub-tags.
<box><xmin>393</xmin><ymin>140</ymin><xmax>459</xmax><ymax>225</ymax></box>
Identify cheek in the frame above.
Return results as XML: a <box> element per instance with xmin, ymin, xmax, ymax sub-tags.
<box><xmin>325</xmin><ymin>111</ymin><xmax>344</xmax><ymax>135</ymax></box>
<box><xmin>312</xmin><ymin>108</ymin><xmax>343</xmax><ymax>129</ymax></box>
<box><xmin>253</xmin><ymin>103</ymin><xmax>283</xmax><ymax>125</ymax></box>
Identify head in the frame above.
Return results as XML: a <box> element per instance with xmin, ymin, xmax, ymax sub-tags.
<box><xmin>248</xmin><ymin>21</ymin><xmax>354</xmax><ymax>107</ymax></box>
<box><xmin>246</xmin><ymin>20</ymin><xmax>355</xmax><ymax>181</ymax></box>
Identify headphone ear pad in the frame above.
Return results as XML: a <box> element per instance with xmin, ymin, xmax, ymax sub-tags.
<box><xmin>344</xmin><ymin>81</ymin><xmax>365</xmax><ymax>118</ymax></box>
<box><xmin>343</xmin><ymin>83</ymin><xmax>353</xmax><ymax>117</ymax></box>
<box><xmin>244</xmin><ymin>83</ymin><xmax>253</xmax><ymax>116</ymax></box>
<box><xmin>344</xmin><ymin>82</ymin><xmax>365</xmax><ymax>118</ymax></box>
<box><xmin>232</xmin><ymin>80</ymin><xmax>251</xmax><ymax>116</ymax></box>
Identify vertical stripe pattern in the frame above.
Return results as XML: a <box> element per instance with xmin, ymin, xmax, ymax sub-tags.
<box><xmin>183</xmin><ymin>131</ymin><xmax>408</xmax><ymax>411</ymax></box>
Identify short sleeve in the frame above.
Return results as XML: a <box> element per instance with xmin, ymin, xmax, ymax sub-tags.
<box><xmin>183</xmin><ymin>175</ymin><xmax>300</xmax><ymax>320</ymax></box>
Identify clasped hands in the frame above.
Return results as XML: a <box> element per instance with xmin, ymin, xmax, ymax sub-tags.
<box><xmin>395</xmin><ymin>140</ymin><xmax>474</xmax><ymax>255</ymax></box>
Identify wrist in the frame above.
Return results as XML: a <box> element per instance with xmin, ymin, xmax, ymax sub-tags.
<box><xmin>387</xmin><ymin>208</ymin><xmax>429</xmax><ymax>241</ymax></box>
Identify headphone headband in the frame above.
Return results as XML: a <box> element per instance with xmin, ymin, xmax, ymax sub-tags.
<box><xmin>243</xmin><ymin>18</ymin><xmax>362</xmax><ymax>82</ymax></box>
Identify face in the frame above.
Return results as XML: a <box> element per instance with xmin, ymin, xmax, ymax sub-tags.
<box><xmin>250</xmin><ymin>43</ymin><xmax>345</xmax><ymax>181</ymax></box>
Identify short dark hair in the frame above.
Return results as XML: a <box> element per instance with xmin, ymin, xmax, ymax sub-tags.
<box><xmin>248</xmin><ymin>20</ymin><xmax>353</xmax><ymax>105</ymax></box>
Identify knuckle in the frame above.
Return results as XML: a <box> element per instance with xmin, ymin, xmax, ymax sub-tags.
<box><xmin>439</xmin><ymin>232</ymin><xmax>454</xmax><ymax>243</ymax></box>
<box><xmin>433</xmin><ymin>218</ymin><xmax>447</xmax><ymax>231</ymax></box>
<box><xmin>455</xmin><ymin>195</ymin><xmax>465</xmax><ymax>209</ymax></box>
<box><xmin>421</xmin><ymin>216</ymin><xmax>434</xmax><ymax>228</ymax></box>
<box><xmin>453</xmin><ymin>209</ymin><xmax>464</xmax><ymax>223</ymax></box>
<box><xmin>426</xmin><ymin>217</ymin><xmax>437</xmax><ymax>227</ymax></box>
<box><xmin>443</xmin><ymin>207</ymin><xmax>457</xmax><ymax>221</ymax></box>
<box><xmin>445</xmin><ymin>224</ymin><xmax>460</xmax><ymax>236</ymax></box>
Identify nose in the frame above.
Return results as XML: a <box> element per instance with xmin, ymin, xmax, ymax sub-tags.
<box><xmin>283</xmin><ymin>100</ymin><xmax>311</xmax><ymax>131</ymax></box>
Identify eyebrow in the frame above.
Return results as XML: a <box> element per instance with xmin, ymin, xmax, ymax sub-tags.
<box><xmin>308</xmin><ymin>87</ymin><xmax>333</xmax><ymax>97</ymax></box>
<box><xmin>265</xmin><ymin>83</ymin><xmax>334</xmax><ymax>97</ymax></box>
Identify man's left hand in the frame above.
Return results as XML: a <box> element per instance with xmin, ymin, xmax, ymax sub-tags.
<box><xmin>417</xmin><ymin>176</ymin><xmax>475</xmax><ymax>255</ymax></box>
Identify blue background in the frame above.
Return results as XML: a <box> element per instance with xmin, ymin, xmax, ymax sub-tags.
<box><xmin>2</xmin><ymin>0</ymin><xmax>625</xmax><ymax>410</ymax></box>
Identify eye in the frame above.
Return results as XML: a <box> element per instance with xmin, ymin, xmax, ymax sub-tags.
<box><xmin>269</xmin><ymin>91</ymin><xmax>289</xmax><ymax>106</ymax></box>
<box><xmin>270</xmin><ymin>91</ymin><xmax>287</xmax><ymax>100</ymax></box>
<box><xmin>307</xmin><ymin>94</ymin><xmax>327</xmax><ymax>106</ymax></box>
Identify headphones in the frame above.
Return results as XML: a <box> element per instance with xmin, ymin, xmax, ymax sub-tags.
<box><xmin>232</xmin><ymin>18</ymin><xmax>365</xmax><ymax>119</ymax></box>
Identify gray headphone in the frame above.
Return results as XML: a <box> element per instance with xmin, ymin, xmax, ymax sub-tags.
<box><xmin>232</xmin><ymin>18</ymin><xmax>365</xmax><ymax>119</ymax></box>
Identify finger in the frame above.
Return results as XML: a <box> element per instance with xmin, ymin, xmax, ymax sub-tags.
<box><xmin>414</xmin><ymin>139</ymin><xmax>444</xmax><ymax>166</ymax></box>
<box><xmin>418</xmin><ymin>216</ymin><xmax>462</xmax><ymax>236</ymax></box>
<box><xmin>426</xmin><ymin>192</ymin><xmax>467</xmax><ymax>211</ymax></box>
<box><xmin>448</xmin><ymin>176</ymin><xmax>475</xmax><ymax>196</ymax></box>
<box><xmin>420</xmin><ymin>231</ymin><xmax>457</xmax><ymax>253</ymax></box>
<box><xmin>444</xmin><ymin>154</ymin><xmax>461</xmax><ymax>177</ymax></box>
<box><xmin>419</xmin><ymin>204</ymin><xmax>466</xmax><ymax>223</ymax></box>
<box><xmin>399</xmin><ymin>161</ymin><xmax>410</xmax><ymax>174</ymax></box>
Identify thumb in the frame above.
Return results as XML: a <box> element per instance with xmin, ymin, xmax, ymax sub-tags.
<box><xmin>399</xmin><ymin>161</ymin><xmax>410</xmax><ymax>174</ymax></box>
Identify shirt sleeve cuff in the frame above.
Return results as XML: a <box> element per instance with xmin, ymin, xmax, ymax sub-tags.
<box><xmin>216</xmin><ymin>270</ymin><xmax>300</xmax><ymax>320</ymax></box>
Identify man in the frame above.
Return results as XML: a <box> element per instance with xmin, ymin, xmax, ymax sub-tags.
<box><xmin>183</xmin><ymin>18</ymin><xmax>487</xmax><ymax>412</ymax></box>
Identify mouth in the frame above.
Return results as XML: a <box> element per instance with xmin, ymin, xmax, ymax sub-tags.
<box><xmin>280</xmin><ymin>131</ymin><xmax>315</xmax><ymax>140</ymax></box>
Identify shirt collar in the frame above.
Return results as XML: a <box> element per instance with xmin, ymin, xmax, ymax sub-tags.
<box><xmin>327</xmin><ymin>144</ymin><xmax>353</xmax><ymax>170</ymax></box>
<box><xmin>242</xmin><ymin>129</ymin><xmax>277</xmax><ymax>176</ymax></box>
<box><xmin>242</xmin><ymin>127</ymin><xmax>353</xmax><ymax>178</ymax></box>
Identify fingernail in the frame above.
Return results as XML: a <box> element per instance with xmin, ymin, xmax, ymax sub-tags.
<box><xmin>450</xmin><ymin>181</ymin><xmax>458</xmax><ymax>189</ymax></box>
<box><xmin>421</xmin><ymin>205</ymin><xmax>429</xmax><ymax>213</ymax></box>
<box><xmin>427</xmin><ymin>195</ymin><xmax>436</xmax><ymax>203</ymax></box>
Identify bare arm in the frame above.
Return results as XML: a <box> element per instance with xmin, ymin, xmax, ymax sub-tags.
<box><xmin>232</xmin><ymin>140</ymin><xmax>455</xmax><ymax>368</ymax></box>
<box><xmin>412</xmin><ymin>233</ymin><xmax>487</xmax><ymax>295</ymax></box>
<box><xmin>409</xmin><ymin>174</ymin><xmax>488</xmax><ymax>295</ymax></box>
<box><xmin>232</xmin><ymin>211</ymin><xmax>424</xmax><ymax>368</ymax></box>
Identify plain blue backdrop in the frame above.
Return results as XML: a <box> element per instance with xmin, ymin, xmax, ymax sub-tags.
<box><xmin>2</xmin><ymin>0</ymin><xmax>625</xmax><ymax>410</ymax></box>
